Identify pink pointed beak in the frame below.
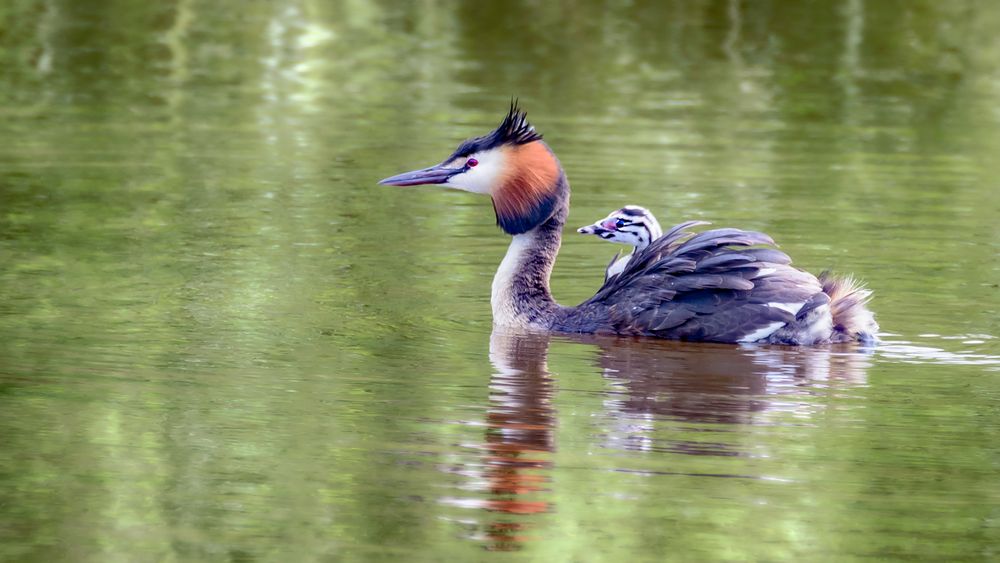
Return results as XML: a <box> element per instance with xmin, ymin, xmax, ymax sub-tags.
<box><xmin>577</xmin><ymin>220</ymin><xmax>617</xmax><ymax>236</ymax></box>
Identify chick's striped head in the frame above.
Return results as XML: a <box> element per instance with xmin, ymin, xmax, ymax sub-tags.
<box><xmin>577</xmin><ymin>206</ymin><xmax>663</xmax><ymax>249</ymax></box>
<box><xmin>379</xmin><ymin>101</ymin><xmax>565</xmax><ymax>235</ymax></box>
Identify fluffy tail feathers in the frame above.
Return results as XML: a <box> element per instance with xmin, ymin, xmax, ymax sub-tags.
<box><xmin>819</xmin><ymin>272</ymin><xmax>879</xmax><ymax>344</ymax></box>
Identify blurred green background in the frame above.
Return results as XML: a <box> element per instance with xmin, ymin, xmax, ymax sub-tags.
<box><xmin>1</xmin><ymin>1</ymin><xmax>998</xmax><ymax>561</ymax></box>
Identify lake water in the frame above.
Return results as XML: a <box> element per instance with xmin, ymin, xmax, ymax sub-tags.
<box><xmin>1</xmin><ymin>1</ymin><xmax>999</xmax><ymax>561</ymax></box>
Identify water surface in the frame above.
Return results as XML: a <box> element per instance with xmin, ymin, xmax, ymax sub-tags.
<box><xmin>1</xmin><ymin>1</ymin><xmax>999</xmax><ymax>561</ymax></box>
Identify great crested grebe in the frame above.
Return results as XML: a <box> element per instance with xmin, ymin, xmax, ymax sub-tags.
<box><xmin>578</xmin><ymin>205</ymin><xmax>663</xmax><ymax>280</ymax></box>
<box><xmin>379</xmin><ymin>104</ymin><xmax>878</xmax><ymax>344</ymax></box>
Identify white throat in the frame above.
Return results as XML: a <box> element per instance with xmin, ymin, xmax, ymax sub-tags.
<box><xmin>491</xmin><ymin>234</ymin><xmax>534</xmax><ymax>328</ymax></box>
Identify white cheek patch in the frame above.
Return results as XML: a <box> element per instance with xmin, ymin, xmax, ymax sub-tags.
<box><xmin>445</xmin><ymin>149</ymin><xmax>505</xmax><ymax>194</ymax></box>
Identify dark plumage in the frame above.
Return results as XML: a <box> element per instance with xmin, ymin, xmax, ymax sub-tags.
<box><xmin>557</xmin><ymin>222</ymin><xmax>830</xmax><ymax>342</ymax></box>
<box><xmin>492</xmin><ymin>182</ymin><xmax>562</xmax><ymax>235</ymax></box>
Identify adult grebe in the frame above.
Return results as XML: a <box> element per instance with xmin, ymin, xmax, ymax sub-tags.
<box><xmin>379</xmin><ymin>104</ymin><xmax>877</xmax><ymax>344</ymax></box>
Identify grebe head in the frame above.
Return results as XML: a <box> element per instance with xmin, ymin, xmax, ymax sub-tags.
<box><xmin>577</xmin><ymin>206</ymin><xmax>663</xmax><ymax>249</ymax></box>
<box><xmin>379</xmin><ymin>102</ymin><xmax>565</xmax><ymax>235</ymax></box>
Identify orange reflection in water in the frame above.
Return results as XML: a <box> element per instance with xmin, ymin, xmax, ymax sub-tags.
<box><xmin>447</xmin><ymin>330</ymin><xmax>874</xmax><ymax>549</ymax></box>
<box><xmin>454</xmin><ymin>331</ymin><xmax>555</xmax><ymax>551</ymax></box>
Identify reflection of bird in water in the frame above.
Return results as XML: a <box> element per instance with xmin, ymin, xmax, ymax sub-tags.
<box><xmin>444</xmin><ymin>330</ymin><xmax>872</xmax><ymax>549</ymax></box>
<box><xmin>483</xmin><ymin>331</ymin><xmax>554</xmax><ymax>514</ymax></box>
<box><xmin>578</xmin><ymin>335</ymin><xmax>872</xmax><ymax>456</ymax></box>
<box><xmin>596</xmin><ymin>339</ymin><xmax>769</xmax><ymax>426</ymax></box>
<box><xmin>380</xmin><ymin>103</ymin><xmax>879</xmax><ymax>344</ymax></box>
<box><xmin>441</xmin><ymin>331</ymin><xmax>555</xmax><ymax>551</ymax></box>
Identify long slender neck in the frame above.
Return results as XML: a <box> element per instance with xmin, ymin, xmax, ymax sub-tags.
<box><xmin>491</xmin><ymin>196</ymin><xmax>568</xmax><ymax>329</ymax></box>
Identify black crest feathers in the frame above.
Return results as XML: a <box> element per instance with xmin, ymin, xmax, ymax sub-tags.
<box><xmin>451</xmin><ymin>100</ymin><xmax>543</xmax><ymax>158</ymax></box>
<box><xmin>493</xmin><ymin>99</ymin><xmax>543</xmax><ymax>146</ymax></box>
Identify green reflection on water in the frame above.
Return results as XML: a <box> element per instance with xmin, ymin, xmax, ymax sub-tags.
<box><xmin>1</xmin><ymin>0</ymin><xmax>999</xmax><ymax>561</ymax></box>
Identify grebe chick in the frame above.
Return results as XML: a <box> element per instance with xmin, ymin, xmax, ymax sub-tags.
<box><xmin>379</xmin><ymin>103</ymin><xmax>878</xmax><ymax>345</ymax></box>
<box><xmin>578</xmin><ymin>205</ymin><xmax>662</xmax><ymax>280</ymax></box>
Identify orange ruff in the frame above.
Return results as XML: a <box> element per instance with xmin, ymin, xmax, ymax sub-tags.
<box><xmin>492</xmin><ymin>142</ymin><xmax>560</xmax><ymax>224</ymax></box>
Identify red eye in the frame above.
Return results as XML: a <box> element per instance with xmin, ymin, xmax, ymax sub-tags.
<box><xmin>467</xmin><ymin>158</ymin><xmax>479</xmax><ymax>167</ymax></box>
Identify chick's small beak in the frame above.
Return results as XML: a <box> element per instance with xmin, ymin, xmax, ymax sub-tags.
<box><xmin>379</xmin><ymin>163</ymin><xmax>460</xmax><ymax>187</ymax></box>
<box><xmin>578</xmin><ymin>224</ymin><xmax>604</xmax><ymax>235</ymax></box>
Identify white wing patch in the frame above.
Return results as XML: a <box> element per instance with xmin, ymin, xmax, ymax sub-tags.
<box><xmin>737</xmin><ymin>321</ymin><xmax>786</xmax><ymax>343</ymax></box>
<box><xmin>767</xmin><ymin>302</ymin><xmax>805</xmax><ymax>315</ymax></box>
